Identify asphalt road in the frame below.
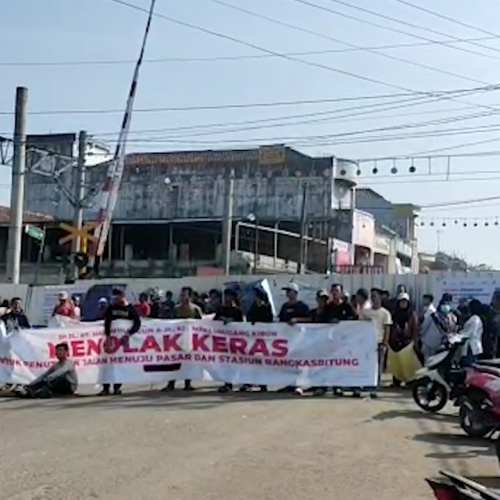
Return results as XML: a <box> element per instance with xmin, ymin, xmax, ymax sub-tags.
<box><xmin>1</xmin><ymin>385</ymin><xmax>498</xmax><ymax>500</ymax></box>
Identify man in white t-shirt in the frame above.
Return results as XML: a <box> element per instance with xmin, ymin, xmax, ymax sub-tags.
<box><xmin>360</xmin><ymin>288</ymin><xmax>392</xmax><ymax>397</ymax></box>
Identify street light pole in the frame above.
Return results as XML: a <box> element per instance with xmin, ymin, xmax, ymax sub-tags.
<box><xmin>298</xmin><ymin>182</ymin><xmax>308</xmax><ymax>274</ymax></box>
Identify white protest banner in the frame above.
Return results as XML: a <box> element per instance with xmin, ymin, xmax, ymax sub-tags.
<box><xmin>0</xmin><ymin>319</ymin><xmax>378</xmax><ymax>388</ymax></box>
<box><xmin>432</xmin><ymin>274</ymin><xmax>500</xmax><ymax>306</ymax></box>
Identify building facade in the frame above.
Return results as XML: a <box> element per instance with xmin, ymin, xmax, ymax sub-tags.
<box><xmin>355</xmin><ymin>188</ymin><xmax>419</xmax><ymax>273</ymax></box>
<box><xmin>20</xmin><ymin>139</ymin><xmax>419</xmax><ymax>277</ymax></box>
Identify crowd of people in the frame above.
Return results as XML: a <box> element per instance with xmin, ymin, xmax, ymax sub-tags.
<box><xmin>1</xmin><ymin>281</ymin><xmax>497</xmax><ymax>400</ymax></box>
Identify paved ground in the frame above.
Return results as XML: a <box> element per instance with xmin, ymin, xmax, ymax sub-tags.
<box><xmin>0</xmin><ymin>385</ymin><xmax>498</xmax><ymax>500</ymax></box>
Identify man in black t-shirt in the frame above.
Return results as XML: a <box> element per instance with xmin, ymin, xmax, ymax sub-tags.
<box><xmin>313</xmin><ymin>284</ymin><xmax>356</xmax><ymax>397</ymax></box>
<box><xmin>241</xmin><ymin>288</ymin><xmax>274</xmax><ymax>393</ymax></box>
<box><xmin>99</xmin><ymin>288</ymin><xmax>141</xmax><ymax>396</ymax></box>
<box><xmin>325</xmin><ymin>284</ymin><xmax>357</xmax><ymax>322</ymax></box>
<box><xmin>278</xmin><ymin>283</ymin><xmax>310</xmax><ymax>395</ymax></box>
<box><xmin>309</xmin><ymin>290</ymin><xmax>330</xmax><ymax>323</ymax></box>
<box><xmin>278</xmin><ymin>283</ymin><xmax>310</xmax><ymax>324</ymax></box>
<box><xmin>215</xmin><ymin>289</ymin><xmax>244</xmax><ymax>393</ymax></box>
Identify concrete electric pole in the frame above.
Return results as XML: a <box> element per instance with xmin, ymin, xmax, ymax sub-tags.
<box><xmin>6</xmin><ymin>87</ymin><xmax>28</xmax><ymax>284</ymax></box>
<box><xmin>221</xmin><ymin>167</ymin><xmax>235</xmax><ymax>275</ymax></box>
<box><xmin>73</xmin><ymin>131</ymin><xmax>87</xmax><ymax>254</ymax></box>
<box><xmin>71</xmin><ymin>131</ymin><xmax>87</xmax><ymax>279</ymax></box>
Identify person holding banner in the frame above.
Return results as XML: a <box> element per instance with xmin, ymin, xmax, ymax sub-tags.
<box><xmin>162</xmin><ymin>287</ymin><xmax>202</xmax><ymax>392</ymax></box>
<box><xmin>52</xmin><ymin>291</ymin><xmax>76</xmax><ymax>319</ymax></box>
<box><xmin>278</xmin><ymin>283</ymin><xmax>310</xmax><ymax>324</ymax></box>
<box><xmin>99</xmin><ymin>288</ymin><xmax>141</xmax><ymax>396</ymax></box>
<box><xmin>360</xmin><ymin>289</ymin><xmax>392</xmax><ymax>398</ymax></box>
<box><xmin>216</xmin><ymin>288</ymin><xmax>244</xmax><ymax>393</ymax></box>
<box><xmin>313</xmin><ymin>285</ymin><xmax>357</xmax><ymax>397</ymax></box>
<box><xmin>277</xmin><ymin>283</ymin><xmax>310</xmax><ymax>395</ymax></box>
<box><xmin>240</xmin><ymin>287</ymin><xmax>274</xmax><ymax>393</ymax></box>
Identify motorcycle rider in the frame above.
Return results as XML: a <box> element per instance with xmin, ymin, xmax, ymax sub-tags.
<box><xmin>419</xmin><ymin>299</ymin><xmax>456</xmax><ymax>362</ymax></box>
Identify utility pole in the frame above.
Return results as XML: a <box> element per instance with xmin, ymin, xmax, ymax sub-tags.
<box><xmin>6</xmin><ymin>87</ymin><xmax>28</xmax><ymax>284</ymax></box>
<box><xmin>73</xmin><ymin>131</ymin><xmax>87</xmax><ymax>253</ymax></box>
<box><xmin>221</xmin><ymin>167</ymin><xmax>234</xmax><ymax>275</ymax></box>
<box><xmin>298</xmin><ymin>182</ymin><xmax>308</xmax><ymax>274</ymax></box>
<box><xmin>72</xmin><ymin>130</ymin><xmax>87</xmax><ymax>279</ymax></box>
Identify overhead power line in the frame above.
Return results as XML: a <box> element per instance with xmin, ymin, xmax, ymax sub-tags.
<box><xmin>88</xmin><ymin>102</ymin><xmax>500</xmax><ymax>138</ymax></box>
<box><xmin>357</xmin><ymin>149</ymin><xmax>500</xmax><ymax>162</ymax></box>
<box><xmin>100</xmin><ymin>106</ymin><xmax>500</xmax><ymax>145</ymax></box>
<box><xmin>395</xmin><ymin>0</ymin><xmax>500</xmax><ymax>41</ymax></box>
<box><xmin>106</xmin><ymin>107</ymin><xmax>500</xmax><ymax>144</ymax></box>
<box><xmin>1</xmin><ymin>35</ymin><xmax>500</xmax><ymax>67</ymax></box>
<box><xmin>106</xmin><ymin>0</ymin><xmax>500</xmax><ymax>114</ymax></box>
<box><xmin>107</xmin><ymin>0</ymin><xmax>423</xmax><ymax>93</ymax></box>
<box><xmin>292</xmin><ymin>0</ymin><xmax>500</xmax><ymax>61</ymax></box>
<box><xmin>209</xmin><ymin>0</ymin><xmax>489</xmax><ymax>86</ymax></box>
<box><xmin>0</xmin><ymin>83</ymin><xmax>496</xmax><ymax>116</ymax></box>
<box><xmin>368</xmin><ymin>175</ymin><xmax>500</xmax><ymax>186</ymax></box>
<box><xmin>100</xmin><ymin>98</ymin><xmax>500</xmax><ymax>142</ymax></box>
<box><xmin>325</xmin><ymin>0</ymin><xmax>500</xmax><ymax>57</ymax></box>
<box><xmin>421</xmin><ymin>195</ymin><xmax>500</xmax><ymax>209</ymax></box>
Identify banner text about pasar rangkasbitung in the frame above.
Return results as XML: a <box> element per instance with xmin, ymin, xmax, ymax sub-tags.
<box><xmin>0</xmin><ymin>320</ymin><xmax>378</xmax><ymax>387</ymax></box>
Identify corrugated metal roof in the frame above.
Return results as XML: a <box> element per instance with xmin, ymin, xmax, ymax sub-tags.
<box><xmin>114</xmin><ymin>146</ymin><xmax>326</xmax><ymax>167</ymax></box>
<box><xmin>355</xmin><ymin>187</ymin><xmax>388</xmax><ymax>202</ymax></box>
<box><xmin>0</xmin><ymin>206</ymin><xmax>53</xmax><ymax>224</ymax></box>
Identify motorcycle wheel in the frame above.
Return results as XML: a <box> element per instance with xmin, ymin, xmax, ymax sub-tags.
<box><xmin>412</xmin><ymin>377</ymin><xmax>448</xmax><ymax>413</ymax></box>
<box><xmin>459</xmin><ymin>400</ymin><xmax>493</xmax><ymax>438</ymax></box>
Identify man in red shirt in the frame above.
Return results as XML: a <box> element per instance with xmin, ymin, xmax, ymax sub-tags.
<box><xmin>52</xmin><ymin>291</ymin><xmax>76</xmax><ymax>319</ymax></box>
<box><xmin>134</xmin><ymin>292</ymin><xmax>151</xmax><ymax>318</ymax></box>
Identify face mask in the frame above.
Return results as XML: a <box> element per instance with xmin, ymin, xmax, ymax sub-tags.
<box><xmin>440</xmin><ymin>304</ymin><xmax>451</xmax><ymax>314</ymax></box>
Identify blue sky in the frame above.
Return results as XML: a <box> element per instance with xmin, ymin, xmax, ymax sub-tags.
<box><xmin>2</xmin><ymin>0</ymin><xmax>500</xmax><ymax>266</ymax></box>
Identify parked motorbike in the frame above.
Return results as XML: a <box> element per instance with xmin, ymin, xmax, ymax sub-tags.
<box><xmin>412</xmin><ymin>333</ymin><xmax>469</xmax><ymax>413</ymax></box>
<box><xmin>427</xmin><ymin>470</ymin><xmax>500</xmax><ymax>499</ymax></box>
<box><xmin>459</xmin><ymin>359</ymin><xmax>500</xmax><ymax>438</ymax></box>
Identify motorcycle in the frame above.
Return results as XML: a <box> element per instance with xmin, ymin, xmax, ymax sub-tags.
<box><xmin>412</xmin><ymin>333</ymin><xmax>469</xmax><ymax>413</ymax></box>
<box><xmin>459</xmin><ymin>359</ymin><xmax>500</xmax><ymax>438</ymax></box>
<box><xmin>427</xmin><ymin>470</ymin><xmax>500</xmax><ymax>499</ymax></box>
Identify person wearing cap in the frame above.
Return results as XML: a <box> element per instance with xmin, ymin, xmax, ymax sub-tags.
<box><xmin>359</xmin><ymin>288</ymin><xmax>392</xmax><ymax>398</ymax></box>
<box><xmin>97</xmin><ymin>297</ymin><xmax>109</xmax><ymax>320</ymax></box>
<box><xmin>239</xmin><ymin>288</ymin><xmax>274</xmax><ymax>393</ymax></box>
<box><xmin>99</xmin><ymin>288</ymin><xmax>141</xmax><ymax>396</ymax></box>
<box><xmin>215</xmin><ymin>288</ymin><xmax>244</xmax><ymax>393</ymax></box>
<box><xmin>278</xmin><ymin>283</ymin><xmax>310</xmax><ymax>325</ymax></box>
<box><xmin>277</xmin><ymin>283</ymin><xmax>310</xmax><ymax>395</ymax></box>
<box><xmin>52</xmin><ymin>291</ymin><xmax>76</xmax><ymax>319</ymax></box>
<box><xmin>246</xmin><ymin>288</ymin><xmax>273</xmax><ymax>324</ymax></box>
<box><xmin>389</xmin><ymin>292</ymin><xmax>418</xmax><ymax>387</ymax></box>
<box><xmin>309</xmin><ymin>290</ymin><xmax>330</xmax><ymax>323</ymax></box>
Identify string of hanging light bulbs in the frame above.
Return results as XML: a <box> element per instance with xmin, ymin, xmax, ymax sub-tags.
<box><xmin>338</xmin><ymin>158</ymin><xmax>417</xmax><ymax>176</ymax></box>
<box><xmin>420</xmin><ymin>218</ymin><xmax>500</xmax><ymax>228</ymax></box>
